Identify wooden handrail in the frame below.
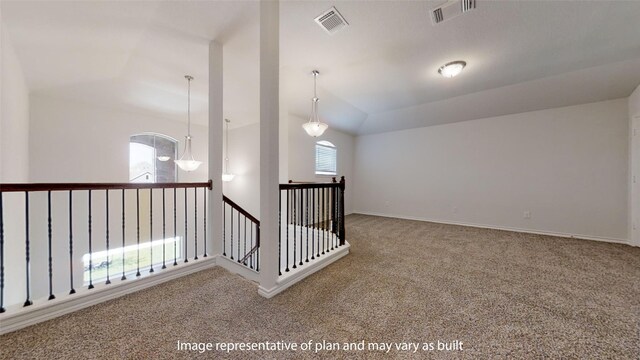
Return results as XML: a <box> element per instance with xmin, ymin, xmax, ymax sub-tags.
<box><xmin>281</xmin><ymin>176</ymin><xmax>345</xmax><ymax>190</ymax></box>
<box><xmin>0</xmin><ymin>180</ymin><xmax>212</xmax><ymax>192</ymax></box>
<box><xmin>222</xmin><ymin>195</ymin><xmax>260</xmax><ymax>225</ymax></box>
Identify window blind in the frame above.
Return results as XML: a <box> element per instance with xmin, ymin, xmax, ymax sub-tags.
<box><xmin>315</xmin><ymin>143</ymin><xmax>337</xmax><ymax>175</ymax></box>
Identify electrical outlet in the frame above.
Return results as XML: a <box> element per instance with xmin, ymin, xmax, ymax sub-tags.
<box><xmin>523</xmin><ymin>210</ymin><xmax>531</xmax><ymax>219</ymax></box>
<box><xmin>384</xmin><ymin>200</ymin><xmax>390</xmax><ymax>208</ymax></box>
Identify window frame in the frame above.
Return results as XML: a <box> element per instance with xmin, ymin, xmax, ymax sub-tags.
<box><xmin>129</xmin><ymin>133</ymin><xmax>178</xmax><ymax>183</ymax></box>
<box><xmin>315</xmin><ymin>140</ymin><xmax>337</xmax><ymax>177</ymax></box>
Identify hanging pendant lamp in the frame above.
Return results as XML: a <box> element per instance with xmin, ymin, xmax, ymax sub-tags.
<box><xmin>302</xmin><ymin>70</ymin><xmax>328</xmax><ymax>137</ymax></box>
<box><xmin>222</xmin><ymin>118</ymin><xmax>235</xmax><ymax>182</ymax></box>
<box><xmin>175</xmin><ymin>75</ymin><xmax>202</xmax><ymax>172</ymax></box>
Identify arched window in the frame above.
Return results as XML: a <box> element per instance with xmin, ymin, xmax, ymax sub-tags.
<box><xmin>129</xmin><ymin>133</ymin><xmax>177</xmax><ymax>183</ymax></box>
<box><xmin>315</xmin><ymin>140</ymin><xmax>337</xmax><ymax>176</ymax></box>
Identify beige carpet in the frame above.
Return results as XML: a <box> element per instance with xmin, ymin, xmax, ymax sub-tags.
<box><xmin>1</xmin><ymin>214</ymin><xmax>639</xmax><ymax>359</ymax></box>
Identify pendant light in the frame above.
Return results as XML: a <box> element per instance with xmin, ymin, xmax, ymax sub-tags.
<box><xmin>221</xmin><ymin>118</ymin><xmax>235</xmax><ymax>182</ymax></box>
<box><xmin>175</xmin><ymin>75</ymin><xmax>202</xmax><ymax>172</ymax></box>
<box><xmin>302</xmin><ymin>70</ymin><xmax>328</xmax><ymax>137</ymax></box>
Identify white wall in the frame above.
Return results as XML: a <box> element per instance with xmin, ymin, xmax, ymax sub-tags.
<box><xmin>222</xmin><ymin>123</ymin><xmax>260</xmax><ymax>217</ymax></box>
<box><xmin>17</xmin><ymin>95</ymin><xmax>210</xmax><ymax>305</ymax></box>
<box><xmin>288</xmin><ymin>114</ymin><xmax>355</xmax><ymax>215</ymax></box>
<box><xmin>1</xmin><ymin>23</ymin><xmax>29</xmax><ymax>182</ymax></box>
<box><xmin>629</xmin><ymin>85</ymin><xmax>640</xmax><ymax>246</ymax></box>
<box><xmin>354</xmin><ymin>99</ymin><xmax>629</xmax><ymax>242</ymax></box>
<box><xmin>29</xmin><ymin>95</ymin><xmax>208</xmax><ymax>183</ymax></box>
<box><xmin>1</xmin><ymin>19</ymin><xmax>30</xmax><ymax>307</ymax></box>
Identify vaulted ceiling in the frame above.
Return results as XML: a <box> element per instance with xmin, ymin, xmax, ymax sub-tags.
<box><xmin>2</xmin><ymin>1</ymin><xmax>640</xmax><ymax>135</ymax></box>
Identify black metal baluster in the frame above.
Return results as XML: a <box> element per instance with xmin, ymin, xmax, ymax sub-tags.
<box><xmin>149</xmin><ymin>189</ymin><xmax>154</xmax><ymax>273</ymax></box>
<box><xmin>88</xmin><ymin>190</ymin><xmax>94</xmax><ymax>289</ymax></box>
<box><xmin>293</xmin><ymin>188</ymin><xmax>297</xmax><ymax>269</ymax></box>
<box><xmin>105</xmin><ymin>191</ymin><xmax>111</xmax><ymax>285</ymax></box>
<box><xmin>194</xmin><ymin>188</ymin><xmax>198</xmax><ymax>260</ymax></box>
<box><xmin>223</xmin><ymin>203</ymin><xmax>226</xmax><ymax>257</ymax></box>
<box><xmin>298</xmin><ymin>188</ymin><xmax>303</xmax><ymax>266</ymax></box>
<box><xmin>315</xmin><ymin>188</ymin><xmax>319</xmax><ymax>258</ymax></box>
<box><xmin>336</xmin><ymin>186</ymin><xmax>340</xmax><ymax>248</ymax></box>
<box><xmin>47</xmin><ymin>191</ymin><xmax>55</xmax><ymax>300</ymax></box>
<box><xmin>322</xmin><ymin>188</ymin><xmax>327</xmax><ymax>255</ymax></box>
<box><xmin>70</xmin><ymin>191</ymin><xmax>77</xmax><ymax>293</ymax></box>
<box><xmin>24</xmin><ymin>192</ymin><xmax>32</xmax><ymax>306</ymax></box>
<box><xmin>230</xmin><ymin>208</ymin><xmax>234</xmax><ymax>260</ymax></box>
<box><xmin>331</xmin><ymin>186</ymin><xmax>335</xmax><ymax>251</ymax></box>
<box><xmin>173</xmin><ymin>188</ymin><xmax>177</xmax><ymax>266</ymax></box>
<box><xmin>306</xmin><ymin>188</ymin><xmax>309</xmax><ymax>263</ymax></box>
<box><xmin>256</xmin><ymin>224</ymin><xmax>260</xmax><ymax>271</ymax></box>
<box><xmin>285</xmin><ymin>190</ymin><xmax>290</xmax><ymax>272</ymax></box>
<box><xmin>0</xmin><ymin>192</ymin><xmax>4</xmax><ymax>312</ymax></box>
<box><xmin>256</xmin><ymin>245</ymin><xmax>259</xmax><ymax>272</ymax></box>
<box><xmin>250</xmin><ymin>222</ymin><xmax>254</xmax><ymax>269</ymax></box>
<box><xmin>311</xmin><ymin>188</ymin><xmax>315</xmax><ymax>260</ymax></box>
<box><xmin>336</xmin><ymin>178</ymin><xmax>344</xmax><ymax>248</ymax></box>
<box><xmin>184</xmin><ymin>188</ymin><xmax>188</xmax><ymax>263</ymax></box>
<box><xmin>237</xmin><ymin>211</ymin><xmax>240</xmax><ymax>261</ymax></box>
<box><xmin>203</xmin><ymin>187</ymin><xmax>207</xmax><ymax>257</ymax></box>
<box><xmin>121</xmin><ymin>189</ymin><xmax>126</xmax><ymax>281</ymax></box>
<box><xmin>278</xmin><ymin>189</ymin><xmax>281</xmax><ymax>275</ymax></box>
<box><xmin>162</xmin><ymin>188</ymin><xmax>166</xmax><ymax>269</ymax></box>
<box><xmin>243</xmin><ymin>216</ymin><xmax>247</xmax><ymax>263</ymax></box>
<box><xmin>136</xmin><ymin>189</ymin><xmax>141</xmax><ymax>277</ymax></box>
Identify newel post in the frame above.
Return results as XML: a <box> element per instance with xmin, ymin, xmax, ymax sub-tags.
<box><xmin>339</xmin><ymin>176</ymin><xmax>346</xmax><ymax>245</ymax></box>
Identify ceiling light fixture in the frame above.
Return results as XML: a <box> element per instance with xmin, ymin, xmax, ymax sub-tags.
<box><xmin>175</xmin><ymin>75</ymin><xmax>202</xmax><ymax>172</ymax></box>
<box><xmin>222</xmin><ymin>118</ymin><xmax>235</xmax><ymax>182</ymax></box>
<box><xmin>438</xmin><ymin>61</ymin><xmax>466</xmax><ymax>78</ymax></box>
<box><xmin>155</xmin><ymin>135</ymin><xmax>171</xmax><ymax>162</ymax></box>
<box><xmin>303</xmin><ymin>70</ymin><xmax>328</xmax><ymax>137</ymax></box>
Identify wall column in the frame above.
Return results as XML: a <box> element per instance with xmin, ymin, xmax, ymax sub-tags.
<box><xmin>258</xmin><ymin>0</ymin><xmax>280</xmax><ymax>296</ymax></box>
<box><xmin>209</xmin><ymin>41</ymin><xmax>224</xmax><ymax>256</ymax></box>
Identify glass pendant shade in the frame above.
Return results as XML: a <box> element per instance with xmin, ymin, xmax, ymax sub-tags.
<box><xmin>303</xmin><ymin>70</ymin><xmax>328</xmax><ymax>137</ymax></box>
<box><xmin>175</xmin><ymin>135</ymin><xmax>202</xmax><ymax>172</ymax></box>
<box><xmin>303</xmin><ymin>121</ymin><xmax>328</xmax><ymax>137</ymax></box>
<box><xmin>438</xmin><ymin>61</ymin><xmax>466</xmax><ymax>78</ymax></box>
<box><xmin>221</xmin><ymin>173</ymin><xmax>235</xmax><ymax>182</ymax></box>
<box><xmin>175</xmin><ymin>75</ymin><xmax>201</xmax><ymax>172</ymax></box>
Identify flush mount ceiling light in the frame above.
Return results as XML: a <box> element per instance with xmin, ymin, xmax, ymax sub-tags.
<box><xmin>175</xmin><ymin>75</ymin><xmax>202</xmax><ymax>172</ymax></box>
<box><xmin>221</xmin><ymin>118</ymin><xmax>235</xmax><ymax>182</ymax></box>
<box><xmin>157</xmin><ymin>156</ymin><xmax>171</xmax><ymax>162</ymax></box>
<box><xmin>303</xmin><ymin>70</ymin><xmax>329</xmax><ymax>137</ymax></box>
<box><xmin>438</xmin><ymin>61</ymin><xmax>467</xmax><ymax>78</ymax></box>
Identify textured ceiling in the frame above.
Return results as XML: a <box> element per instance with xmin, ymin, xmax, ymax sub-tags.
<box><xmin>1</xmin><ymin>1</ymin><xmax>640</xmax><ymax>135</ymax></box>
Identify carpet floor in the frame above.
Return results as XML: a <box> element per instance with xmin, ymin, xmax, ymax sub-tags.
<box><xmin>1</xmin><ymin>214</ymin><xmax>639</xmax><ymax>359</ymax></box>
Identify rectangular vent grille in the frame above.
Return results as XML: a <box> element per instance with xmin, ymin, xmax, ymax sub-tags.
<box><xmin>461</xmin><ymin>0</ymin><xmax>476</xmax><ymax>13</ymax></box>
<box><xmin>431</xmin><ymin>0</ymin><xmax>478</xmax><ymax>25</ymax></box>
<box><xmin>433</xmin><ymin>8</ymin><xmax>444</xmax><ymax>24</ymax></box>
<box><xmin>315</xmin><ymin>7</ymin><xmax>349</xmax><ymax>35</ymax></box>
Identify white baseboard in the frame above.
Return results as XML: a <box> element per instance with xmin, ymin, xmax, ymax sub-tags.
<box><xmin>0</xmin><ymin>257</ymin><xmax>217</xmax><ymax>335</ymax></box>
<box><xmin>353</xmin><ymin>211</ymin><xmax>631</xmax><ymax>246</ymax></box>
<box><xmin>258</xmin><ymin>242</ymin><xmax>350</xmax><ymax>299</ymax></box>
<box><xmin>216</xmin><ymin>255</ymin><xmax>259</xmax><ymax>282</ymax></box>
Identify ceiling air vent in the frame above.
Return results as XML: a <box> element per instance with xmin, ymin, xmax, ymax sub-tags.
<box><xmin>461</xmin><ymin>0</ymin><xmax>476</xmax><ymax>13</ymax></box>
<box><xmin>314</xmin><ymin>6</ymin><xmax>349</xmax><ymax>35</ymax></box>
<box><xmin>433</xmin><ymin>8</ymin><xmax>444</xmax><ymax>24</ymax></box>
<box><xmin>431</xmin><ymin>0</ymin><xmax>477</xmax><ymax>25</ymax></box>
